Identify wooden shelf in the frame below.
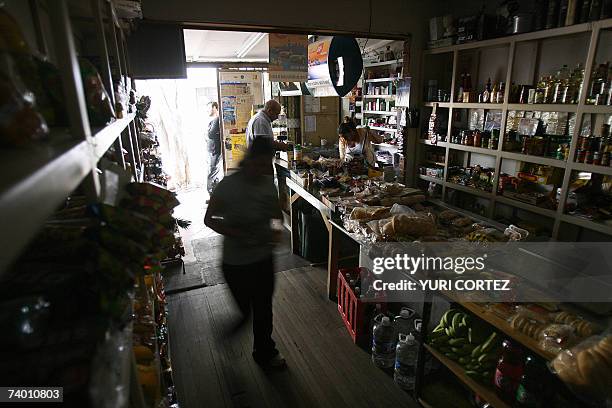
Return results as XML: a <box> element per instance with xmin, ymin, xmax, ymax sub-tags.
<box><xmin>364</xmin><ymin>58</ymin><xmax>403</xmax><ymax>67</ymax></box>
<box><xmin>364</xmin><ymin>77</ymin><xmax>398</xmax><ymax>83</ymax></box>
<box><xmin>507</xmin><ymin>103</ymin><xmax>578</xmax><ymax>112</ymax></box>
<box><xmin>448</xmin><ymin>143</ymin><xmax>498</xmax><ymax>155</ymax></box>
<box><xmin>419</xmin><ymin>139</ymin><xmax>448</xmax><ymax>147</ymax></box>
<box><xmin>446</xmin><ymin>182</ymin><xmax>494</xmax><ymax>199</ymax></box>
<box><xmin>369</xmin><ymin>126</ymin><xmax>397</xmax><ymax>133</ymax></box>
<box><xmin>363</xmin><ymin>110</ymin><xmax>397</xmax><ymax>115</ymax></box>
<box><xmin>582</xmin><ymin>104</ymin><xmax>612</xmax><ymax>114</ymax></box>
<box><xmin>570</xmin><ymin>161</ymin><xmax>612</xmax><ymax>176</ymax></box>
<box><xmin>373</xmin><ymin>142</ymin><xmax>401</xmax><ymax>148</ymax></box>
<box><xmin>560</xmin><ymin>214</ymin><xmax>612</xmax><ymax>236</ymax></box>
<box><xmin>424</xmin><ymin>102</ymin><xmax>451</xmax><ymax>108</ymax></box>
<box><xmin>418</xmin><ymin>174</ymin><xmax>444</xmax><ymax>183</ymax></box>
<box><xmin>0</xmin><ymin>114</ymin><xmax>136</xmax><ymax>275</ymax></box>
<box><xmin>363</xmin><ymin>94</ymin><xmax>396</xmax><ymax>99</ymax></box>
<box><xmin>500</xmin><ymin>151</ymin><xmax>568</xmax><ymax>168</ymax></box>
<box><xmin>424</xmin><ymin>344</ymin><xmax>511</xmax><ymax>408</ymax></box>
<box><xmin>452</xmin><ymin>102</ymin><xmax>504</xmax><ymax>110</ymax></box>
<box><xmin>439</xmin><ymin>296</ymin><xmax>558</xmax><ymax>361</ymax></box>
<box><xmin>424</xmin><ymin>20</ymin><xmax>595</xmax><ymax>55</ymax></box>
<box><xmin>495</xmin><ymin>195</ymin><xmax>558</xmax><ymax>218</ymax></box>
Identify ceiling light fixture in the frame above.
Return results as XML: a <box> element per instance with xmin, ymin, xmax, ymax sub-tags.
<box><xmin>236</xmin><ymin>32</ymin><xmax>266</xmax><ymax>58</ymax></box>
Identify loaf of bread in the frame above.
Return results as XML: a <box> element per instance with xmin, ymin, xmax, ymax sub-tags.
<box><xmin>391</xmin><ymin>213</ymin><xmax>436</xmax><ymax>237</ymax></box>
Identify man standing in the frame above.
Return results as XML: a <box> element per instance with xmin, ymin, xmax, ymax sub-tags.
<box><xmin>204</xmin><ymin>138</ymin><xmax>286</xmax><ymax>369</ymax></box>
<box><xmin>206</xmin><ymin>101</ymin><xmax>221</xmax><ymax>194</ymax></box>
<box><xmin>245</xmin><ymin>99</ymin><xmax>289</xmax><ymax>151</ymax></box>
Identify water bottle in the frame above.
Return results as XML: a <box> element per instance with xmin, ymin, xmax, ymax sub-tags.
<box><xmin>394</xmin><ymin>333</ymin><xmax>418</xmax><ymax>390</ymax></box>
<box><xmin>372</xmin><ymin>315</ymin><xmax>396</xmax><ymax>368</ymax></box>
<box><xmin>393</xmin><ymin>307</ymin><xmax>416</xmax><ymax>340</ymax></box>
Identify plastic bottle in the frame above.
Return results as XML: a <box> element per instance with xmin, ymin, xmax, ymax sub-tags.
<box><xmin>515</xmin><ymin>355</ymin><xmax>547</xmax><ymax>407</ymax></box>
<box><xmin>372</xmin><ymin>315</ymin><xmax>396</xmax><ymax>368</ymax></box>
<box><xmin>494</xmin><ymin>339</ymin><xmax>524</xmax><ymax>401</ymax></box>
<box><xmin>394</xmin><ymin>333</ymin><xmax>418</xmax><ymax>390</ymax></box>
<box><xmin>393</xmin><ymin>307</ymin><xmax>416</xmax><ymax>340</ymax></box>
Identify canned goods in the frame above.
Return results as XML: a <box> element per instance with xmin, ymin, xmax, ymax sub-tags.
<box><xmin>580</xmin><ymin>137</ymin><xmax>591</xmax><ymax>151</ymax></box>
<box><xmin>593</xmin><ymin>151</ymin><xmax>601</xmax><ymax>165</ymax></box>
<box><xmin>576</xmin><ymin>149</ymin><xmax>586</xmax><ymax>163</ymax></box>
<box><xmin>602</xmin><ymin>152</ymin><xmax>610</xmax><ymax>167</ymax></box>
<box><xmin>585</xmin><ymin>150</ymin><xmax>593</xmax><ymax>164</ymax></box>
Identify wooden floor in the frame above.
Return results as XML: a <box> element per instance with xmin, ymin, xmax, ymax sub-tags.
<box><xmin>167</xmin><ymin>266</ymin><xmax>419</xmax><ymax>408</ymax></box>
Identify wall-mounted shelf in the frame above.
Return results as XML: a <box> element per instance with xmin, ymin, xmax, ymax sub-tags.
<box><xmin>364</xmin><ymin>77</ymin><xmax>398</xmax><ymax>83</ymax></box>
<box><xmin>445</xmin><ymin>182</ymin><xmax>494</xmax><ymax>199</ymax></box>
<box><xmin>363</xmin><ymin>58</ymin><xmax>403</xmax><ymax>68</ymax></box>
<box><xmin>417</xmin><ymin>18</ymin><xmax>612</xmax><ymax>240</ymax></box>
<box><xmin>363</xmin><ymin>110</ymin><xmax>397</xmax><ymax>115</ymax></box>
<box><xmin>363</xmin><ymin>94</ymin><xmax>396</xmax><ymax>99</ymax></box>
<box><xmin>369</xmin><ymin>126</ymin><xmax>397</xmax><ymax>133</ymax></box>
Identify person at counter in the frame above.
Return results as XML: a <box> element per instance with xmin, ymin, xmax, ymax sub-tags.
<box><xmin>246</xmin><ymin>99</ymin><xmax>289</xmax><ymax>151</ymax></box>
<box><xmin>338</xmin><ymin>118</ymin><xmax>383</xmax><ymax>166</ymax></box>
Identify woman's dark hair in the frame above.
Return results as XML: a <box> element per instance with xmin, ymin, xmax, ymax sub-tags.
<box><xmin>338</xmin><ymin>120</ymin><xmax>357</xmax><ymax>138</ymax></box>
<box><xmin>208</xmin><ymin>101</ymin><xmax>219</xmax><ymax>109</ymax></box>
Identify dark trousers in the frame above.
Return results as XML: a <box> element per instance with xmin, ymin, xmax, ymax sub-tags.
<box><xmin>207</xmin><ymin>151</ymin><xmax>221</xmax><ymax>193</ymax></box>
<box><xmin>222</xmin><ymin>256</ymin><xmax>278</xmax><ymax>362</ymax></box>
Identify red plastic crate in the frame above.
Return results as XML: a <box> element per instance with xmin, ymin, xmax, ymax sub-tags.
<box><xmin>337</xmin><ymin>267</ymin><xmax>386</xmax><ymax>344</ymax></box>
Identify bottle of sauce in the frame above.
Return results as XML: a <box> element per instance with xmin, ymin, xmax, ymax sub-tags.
<box><xmin>494</xmin><ymin>339</ymin><xmax>524</xmax><ymax>402</ymax></box>
<box><xmin>515</xmin><ymin>356</ymin><xmax>547</xmax><ymax>408</ymax></box>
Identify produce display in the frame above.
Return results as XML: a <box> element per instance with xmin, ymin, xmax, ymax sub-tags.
<box><xmin>429</xmin><ymin>309</ymin><xmax>502</xmax><ymax>384</ymax></box>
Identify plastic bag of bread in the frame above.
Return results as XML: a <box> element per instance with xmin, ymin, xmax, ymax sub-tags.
<box><xmin>551</xmin><ymin>334</ymin><xmax>612</xmax><ymax>399</ymax></box>
<box><xmin>349</xmin><ymin>206</ymin><xmax>390</xmax><ymax>221</ymax></box>
<box><xmin>438</xmin><ymin>210</ymin><xmax>460</xmax><ymax>224</ymax></box>
<box><xmin>539</xmin><ymin>323</ymin><xmax>577</xmax><ymax>354</ymax></box>
<box><xmin>391</xmin><ymin>213</ymin><xmax>436</xmax><ymax>237</ymax></box>
<box><xmin>550</xmin><ymin>311</ymin><xmax>601</xmax><ymax>338</ymax></box>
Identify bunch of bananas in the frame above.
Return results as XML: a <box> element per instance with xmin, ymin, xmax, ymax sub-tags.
<box><xmin>429</xmin><ymin>309</ymin><xmax>501</xmax><ymax>383</ymax></box>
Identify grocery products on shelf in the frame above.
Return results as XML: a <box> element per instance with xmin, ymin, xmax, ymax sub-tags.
<box><xmin>504</xmin><ymin>110</ymin><xmax>573</xmax><ymax>160</ymax></box>
<box><xmin>586</xmin><ymin>61</ymin><xmax>612</xmax><ymax>106</ymax></box>
<box><xmin>447</xmin><ymin>165</ymin><xmax>495</xmax><ymax>192</ymax></box>
<box><xmin>429</xmin><ymin>309</ymin><xmax>501</xmax><ymax>384</ymax></box>
<box><xmin>565</xmin><ymin>171</ymin><xmax>612</xmax><ymax>224</ymax></box>
<box><xmin>509</xmin><ymin>64</ymin><xmax>585</xmax><ymax>105</ymax></box>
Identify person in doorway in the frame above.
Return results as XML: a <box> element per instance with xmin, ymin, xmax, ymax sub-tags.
<box><xmin>337</xmin><ymin>118</ymin><xmax>383</xmax><ymax>167</ymax></box>
<box><xmin>204</xmin><ymin>137</ymin><xmax>286</xmax><ymax>369</ymax></box>
<box><xmin>245</xmin><ymin>99</ymin><xmax>289</xmax><ymax>150</ymax></box>
<box><xmin>206</xmin><ymin>101</ymin><xmax>222</xmax><ymax>195</ymax></box>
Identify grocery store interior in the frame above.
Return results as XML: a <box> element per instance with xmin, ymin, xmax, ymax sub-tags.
<box><xmin>1</xmin><ymin>0</ymin><xmax>612</xmax><ymax>407</ymax></box>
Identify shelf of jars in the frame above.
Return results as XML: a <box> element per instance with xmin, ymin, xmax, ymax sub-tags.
<box><xmin>416</xmin><ymin>20</ymin><xmax>612</xmax><ymax>239</ymax></box>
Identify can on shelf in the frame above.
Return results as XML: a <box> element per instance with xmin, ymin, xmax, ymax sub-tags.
<box><xmin>602</xmin><ymin>151</ymin><xmax>610</xmax><ymax>167</ymax></box>
<box><xmin>585</xmin><ymin>150</ymin><xmax>593</xmax><ymax>164</ymax></box>
<box><xmin>576</xmin><ymin>149</ymin><xmax>586</xmax><ymax>163</ymax></box>
<box><xmin>593</xmin><ymin>151</ymin><xmax>601</xmax><ymax>166</ymax></box>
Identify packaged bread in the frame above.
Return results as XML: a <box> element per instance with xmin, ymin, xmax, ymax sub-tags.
<box><xmin>551</xmin><ymin>335</ymin><xmax>612</xmax><ymax>399</ymax></box>
<box><xmin>349</xmin><ymin>206</ymin><xmax>390</xmax><ymax>221</ymax></box>
<box><xmin>539</xmin><ymin>324</ymin><xmax>577</xmax><ymax>354</ymax></box>
<box><xmin>391</xmin><ymin>213</ymin><xmax>436</xmax><ymax>237</ymax></box>
<box><xmin>381</xmin><ymin>221</ymin><xmax>395</xmax><ymax>237</ymax></box>
<box><xmin>551</xmin><ymin>311</ymin><xmax>600</xmax><ymax>338</ymax></box>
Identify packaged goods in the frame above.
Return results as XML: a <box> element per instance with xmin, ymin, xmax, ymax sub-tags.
<box><xmin>551</xmin><ymin>334</ymin><xmax>612</xmax><ymax>399</ymax></box>
<box><xmin>372</xmin><ymin>315</ymin><xmax>396</xmax><ymax>368</ymax></box>
<box><xmin>349</xmin><ymin>206</ymin><xmax>390</xmax><ymax>221</ymax></box>
<box><xmin>539</xmin><ymin>324</ymin><xmax>577</xmax><ymax>354</ymax></box>
<box><xmin>78</xmin><ymin>58</ymin><xmax>115</xmax><ymax>126</ymax></box>
<box><xmin>391</xmin><ymin>213</ymin><xmax>437</xmax><ymax>237</ymax></box>
<box><xmin>0</xmin><ymin>54</ymin><xmax>48</xmax><ymax>146</ymax></box>
<box><xmin>394</xmin><ymin>333</ymin><xmax>418</xmax><ymax>390</ymax></box>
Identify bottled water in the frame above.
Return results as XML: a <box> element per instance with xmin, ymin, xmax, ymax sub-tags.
<box><xmin>393</xmin><ymin>307</ymin><xmax>416</xmax><ymax>340</ymax></box>
<box><xmin>394</xmin><ymin>333</ymin><xmax>418</xmax><ymax>390</ymax></box>
<box><xmin>372</xmin><ymin>315</ymin><xmax>396</xmax><ymax>368</ymax></box>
